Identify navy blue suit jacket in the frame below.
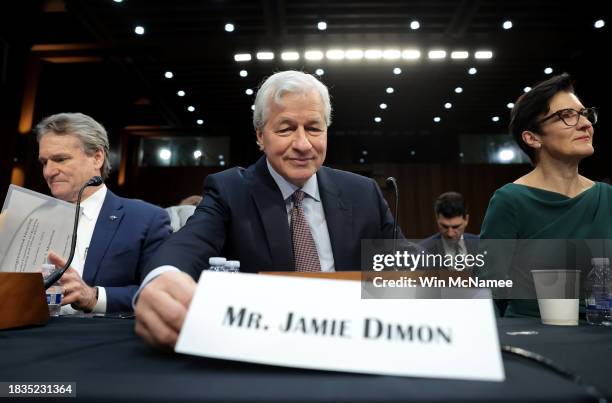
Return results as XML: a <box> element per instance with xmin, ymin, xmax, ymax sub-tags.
<box><xmin>145</xmin><ymin>157</ymin><xmax>400</xmax><ymax>279</ymax></box>
<box><xmin>83</xmin><ymin>190</ymin><xmax>171</xmax><ymax>312</ymax></box>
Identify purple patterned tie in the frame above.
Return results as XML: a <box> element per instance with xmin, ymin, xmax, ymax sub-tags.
<box><xmin>290</xmin><ymin>190</ymin><xmax>321</xmax><ymax>272</ymax></box>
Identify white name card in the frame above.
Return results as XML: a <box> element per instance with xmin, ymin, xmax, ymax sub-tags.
<box><xmin>176</xmin><ymin>272</ymin><xmax>505</xmax><ymax>382</ymax></box>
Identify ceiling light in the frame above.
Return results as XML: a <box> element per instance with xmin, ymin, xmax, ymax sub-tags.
<box><xmin>524</xmin><ymin>86</ymin><xmax>532</xmax><ymax>93</ymax></box>
<box><xmin>450</xmin><ymin>51</ymin><xmax>469</xmax><ymax>59</ymax></box>
<box><xmin>498</xmin><ymin>149</ymin><xmax>515</xmax><ymax>162</ymax></box>
<box><xmin>326</xmin><ymin>49</ymin><xmax>345</xmax><ymax>60</ymax></box>
<box><xmin>196</xmin><ymin>119</ymin><xmax>204</xmax><ymax>125</ymax></box>
<box><xmin>159</xmin><ymin>149</ymin><xmax>171</xmax><ymax>161</ymax></box>
<box><xmin>224</xmin><ymin>23</ymin><xmax>235</xmax><ymax>32</ymax></box>
<box><xmin>402</xmin><ymin>49</ymin><xmax>421</xmax><ymax>60</ymax></box>
<box><xmin>113</xmin><ymin>0</ymin><xmax>123</xmax><ymax>2</ymax></box>
<box><xmin>507</xmin><ymin>102</ymin><xmax>515</xmax><ymax>109</ymax></box>
<box><xmin>492</xmin><ymin>116</ymin><xmax>500</xmax><ymax>122</ymax></box>
<box><xmin>218</xmin><ymin>154</ymin><xmax>225</xmax><ymax>160</ymax></box>
<box><xmin>386</xmin><ymin>87</ymin><xmax>394</xmax><ymax>94</ymax></box>
<box><xmin>374</xmin><ymin>117</ymin><xmax>382</xmax><ymax>123</ymax></box>
<box><xmin>428</xmin><ymin>50</ymin><xmax>447</xmax><ymax>59</ymax></box>
<box><xmin>245</xmin><ymin>89</ymin><xmax>254</xmax><ymax>95</ymax></box>
<box><xmin>364</xmin><ymin>49</ymin><xmax>383</xmax><ymax>60</ymax></box>
<box><xmin>393</xmin><ymin>67</ymin><xmax>402</xmax><ymax>75</ymax></box>
<box><xmin>468</xmin><ymin>67</ymin><xmax>477</xmax><ymax>75</ymax></box>
<box><xmin>383</xmin><ymin>49</ymin><xmax>401</xmax><ymax>59</ymax></box>
<box><xmin>305</xmin><ymin>50</ymin><xmax>324</xmax><ymax>60</ymax></box>
<box><xmin>187</xmin><ymin>106</ymin><xmax>195</xmax><ymax>112</ymax></box>
<box><xmin>410</xmin><ymin>20</ymin><xmax>420</xmax><ymax>30</ymax></box>
<box><xmin>379</xmin><ymin>103</ymin><xmax>387</xmax><ymax>109</ymax></box>
<box><xmin>251</xmin><ymin>105</ymin><xmax>255</xmax><ymax>111</ymax></box>
<box><xmin>345</xmin><ymin>49</ymin><xmax>364</xmax><ymax>60</ymax></box>
<box><xmin>433</xmin><ymin>117</ymin><xmax>441</xmax><ymax>123</ymax></box>
<box><xmin>317</xmin><ymin>21</ymin><xmax>327</xmax><ymax>31</ymax></box>
<box><xmin>455</xmin><ymin>87</ymin><xmax>463</xmax><ymax>93</ymax></box>
<box><xmin>362</xmin><ymin>150</ymin><xmax>368</xmax><ymax>155</ymax></box>
<box><xmin>256</xmin><ymin>52</ymin><xmax>274</xmax><ymax>60</ymax></box>
<box><xmin>239</xmin><ymin>70</ymin><xmax>248</xmax><ymax>77</ymax></box>
<box><xmin>193</xmin><ymin>150</ymin><xmax>202</xmax><ymax>159</ymax></box>
<box><xmin>220</xmin><ymin>161</ymin><xmax>226</xmax><ymax>166</ymax></box>
<box><xmin>281</xmin><ymin>51</ymin><xmax>300</xmax><ymax>61</ymax></box>
<box><xmin>359</xmin><ymin>158</ymin><xmax>365</xmax><ymax>163</ymax></box>
<box><xmin>164</xmin><ymin>71</ymin><xmax>174</xmax><ymax>79</ymax></box>
<box><xmin>410</xmin><ymin>150</ymin><xmax>416</xmax><ymax>156</ymax></box>
<box><xmin>234</xmin><ymin>53</ymin><xmax>251</xmax><ymax>62</ymax></box>
<box><xmin>475</xmin><ymin>50</ymin><xmax>493</xmax><ymax>59</ymax></box>
<box><xmin>444</xmin><ymin>102</ymin><xmax>452</xmax><ymax>109</ymax></box>
<box><xmin>594</xmin><ymin>19</ymin><xmax>605</xmax><ymax>29</ymax></box>
<box><xmin>315</xmin><ymin>68</ymin><xmax>325</xmax><ymax>76</ymax></box>
<box><xmin>502</xmin><ymin>20</ymin><xmax>513</xmax><ymax>30</ymax></box>
<box><xmin>544</xmin><ymin>67</ymin><xmax>553</xmax><ymax>74</ymax></box>
<box><xmin>134</xmin><ymin>26</ymin><xmax>145</xmax><ymax>35</ymax></box>
<box><xmin>177</xmin><ymin>90</ymin><xmax>185</xmax><ymax>97</ymax></box>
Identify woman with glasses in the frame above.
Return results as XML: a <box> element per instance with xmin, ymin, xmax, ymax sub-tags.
<box><xmin>480</xmin><ymin>72</ymin><xmax>611</xmax><ymax>317</ymax></box>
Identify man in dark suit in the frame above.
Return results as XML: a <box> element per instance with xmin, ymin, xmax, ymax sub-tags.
<box><xmin>419</xmin><ymin>192</ymin><xmax>479</xmax><ymax>267</ymax></box>
<box><xmin>37</xmin><ymin>113</ymin><xmax>171</xmax><ymax>314</ymax></box>
<box><xmin>135</xmin><ymin>70</ymin><xmax>399</xmax><ymax>348</ymax></box>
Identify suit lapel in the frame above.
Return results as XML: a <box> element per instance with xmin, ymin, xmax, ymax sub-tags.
<box><xmin>317</xmin><ymin>167</ymin><xmax>353</xmax><ymax>269</ymax></box>
<box><xmin>246</xmin><ymin>157</ymin><xmax>293</xmax><ymax>270</ymax></box>
<box><xmin>83</xmin><ymin>190</ymin><xmax>124</xmax><ymax>283</ymax></box>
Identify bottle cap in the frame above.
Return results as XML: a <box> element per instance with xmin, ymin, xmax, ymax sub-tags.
<box><xmin>591</xmin><ymin>257</ymin><xmax>610</xmax><ymax>266</ymax></box>
<box><xmin>209</xmin><ymin>257</ymin><xmax>227</xmax><ymax>265</ymax></box>
<box><xmin>225</xmin><ymin>260</ymin><xmax>240</xmax><ymax>269</ymax></box>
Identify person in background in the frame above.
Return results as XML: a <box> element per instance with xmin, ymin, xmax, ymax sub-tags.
<box><xmin>37</xmin><ymin>112</ymin><xmax>171</xmax><ymax>314</ymax></box>
<box><xmin>480</xmin><ymin>73</ymin><xmax>612</xmax><ymax>316</ymax></box>
<box><xmin>165</xmin><ymin>195</ymin><xmax>202</xmax><ymax>232</ymax></box>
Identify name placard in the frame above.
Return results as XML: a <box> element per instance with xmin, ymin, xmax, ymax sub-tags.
<box><xmin>176</xmin><ymin>272</ymin><xmax>505</xmax><ymax>382</ymax></box>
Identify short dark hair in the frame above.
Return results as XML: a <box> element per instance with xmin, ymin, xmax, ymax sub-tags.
<box><xmin>509</xmin><ymin>73</ymin><xmax>575</xmax><ymax>163</ymax></box>
<box><xmin>435</xmin><ymin>192</ymin><xmax>467</xmax><ymax>218</ymax></box>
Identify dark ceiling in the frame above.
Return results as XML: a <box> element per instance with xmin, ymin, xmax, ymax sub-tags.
<box><xmin>3</xmin><ymin>0</ymin><xmax>611</xmax><ymax>168</ymax></box>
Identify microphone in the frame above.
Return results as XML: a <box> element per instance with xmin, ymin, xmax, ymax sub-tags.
<box><xmin>43</xmin><ymin>176</ymin><xmax>103</xmax><ymax>289</ymax></box>
<box><xmin>385</xmin><ymin>177</ymin><xmax>399</xmax><ymax>270</ymax></box>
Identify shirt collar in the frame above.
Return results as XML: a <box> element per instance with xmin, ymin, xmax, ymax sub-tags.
<box><xmin>80</xmin><ymin>184</ymin><xmax>107</xmax><ymax>221</ymax></box>
<box><xmin>266</xmin><ymin>159</ymin><xmax>320</xmax><ymax>202</ymax></box>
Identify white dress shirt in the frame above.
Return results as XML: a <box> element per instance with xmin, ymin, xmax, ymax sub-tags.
<box><xmin>60</xmin><ymin>185</ymin><xmax>108</xmax><ymax>315</ymax></box>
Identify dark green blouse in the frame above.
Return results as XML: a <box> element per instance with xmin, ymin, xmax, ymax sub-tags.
<box><xmin>480</xmin><ymin>182</ymin><xmax>612</xmax><ymax>317</ymax></box>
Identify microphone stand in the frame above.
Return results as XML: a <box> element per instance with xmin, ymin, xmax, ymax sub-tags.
<box><xmin>43</xmin><ymin>176</ymin><xmax>103</xmax><ymax>289</ymax></box>
<box><xmin>386</xmin><ymin>177</ymin><xmax>399</xmax><ymax>271</ymax></box>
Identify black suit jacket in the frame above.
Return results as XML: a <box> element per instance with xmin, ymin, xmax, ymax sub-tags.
<box><xmin>144</xmin><ymin>157</ymin><xmax>400</xmax><ymax>279</ymax></box>
<box><xmin>419</xmin><ymin>232</ymin><xmax>480</xmax><ymax>256</ymax></box>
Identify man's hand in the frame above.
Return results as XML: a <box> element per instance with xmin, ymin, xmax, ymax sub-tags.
<box><xmin>134</xmin><ymin>271</ymin><xmax>196</xmax><ymax>350</ymax></box>
<box><xmin>47</xmin><ymin>251</ymin><xmax>97</xmax><ymax>312</ymax></box>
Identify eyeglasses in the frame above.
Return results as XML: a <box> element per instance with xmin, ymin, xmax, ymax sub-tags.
<box><xmin>538</xmin><ymin>107</ymin><xmax>598</xmax><ymax>127</ymax></box>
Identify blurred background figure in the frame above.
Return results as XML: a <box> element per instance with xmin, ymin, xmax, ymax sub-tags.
<box><xmin>166</xmin><ymin>195</ymin><xmax>202</xmax><ymax>232</ymax></box>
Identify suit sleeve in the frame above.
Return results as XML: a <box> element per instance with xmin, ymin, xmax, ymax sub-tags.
<box><xmin>105</xmin><ymin>207</ymin><xmax>171</xmax><ymax>313</ymax></box>
<box><xmin>142</xmin><ymin>174</ymin><xmax>230</xmax><ymax>281</ymax></box>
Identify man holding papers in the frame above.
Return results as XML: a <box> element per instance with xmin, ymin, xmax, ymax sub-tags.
<box><xmin>135</xmin><ymin>70</ymin><xmax>401</xmax><ymax>348</ymax></box>
<box><xmin>37</xmin><ymin>113</ymin><xmax>171</xmax><ymax>314</ymax></box>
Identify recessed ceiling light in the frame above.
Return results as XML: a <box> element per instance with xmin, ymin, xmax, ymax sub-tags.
<box><xmin>433</xmin><ymin>117</ymin><xmax>441</xmax><ymax>123</ymax></box>
<box><xmin>134</xmin><ymin>26</ymin><xmax>145</xmax><ymax>35</ymax></box>
<box><xmin>218</xmin><ymin>154</ymin><xmax>225</xmax><ymax>160</ymax></box>
<box><xmin>256</xmin><ymin>52</ymin><xmax>274</xmax><ymax>60</ymax></box>
<box><xmin>502</xmin><ymin>20</ymin><xmax>513</xmax><ymax>30</ymax></box>
<box><xmin>544</xmin><ymin>67</ymin><xmax>553</xmax><ymax>74</ymax></box>
<box><xmin>196</xmin><ymin>119</ymin><xmax>204</xmax><ymax>125</ymax></box>
<box><xmin>492</xmin><ymin>116</ymin><xmax>500</xmax><ymax>122</ymax></box>
<box><xmin>281</xmin><ymin>52</ymin><xmax>300</xmax><ymax>61</ymax></box>
<box><xmin>383</xmin><ymin>49</ymin><xmax>401</xmax><ymax>59</ymax></box>
<box><xmin>113</xmin><ymin>0</ymin><xmax>123</xmax><ymax>3</ymax></box>
<box><xmin>362</xmin><ymin>150</ymin><xmax>368</xmax><ymax>155</ymax></box>
<box><xmin>177</xmin><ymin>90</ymin><xmax>185</xmax><ymax>97</ymax></box>
<box><xmin>187</xmin><ymin>106</ymin><xmax>195</xmax><ymax>112</ymax></box>
<box><xmin>326</xmin><ymin>49</ymin><xmax>345</xmax><ymax>60</ymax></box>
<box><xmin>345</xmin><ymin>49</ymin><xmax>364</xmax><ymax>60</ymax></box>
<box><xmin>164</xmin><ymin>71</ymin><xmax>174</xmax><ymax>79</ymax></box>
<box><xmin>245</xmin><ymin>89</ymin><xmax>254</xmax><ymax>95</ymax></box>
<box><xmin>193</xmin><ymin>150</ymin><xmax>202</xmax><ymax>159</ymax></box>
<box><xmin>507</xmin><ymin>102</ymin><xmax>515</xmax><ymax>109</ymax></box>
<box><xmin>402</xmin><ymin>49</ymin><xmax>421</xmax><ymax>60</ymax></box>
<box><xmin>428</xmin><ymin>50</ymin><xmax>447</xmax><ymax>59</ymax></box>
<box><xmin>239</xmin><ymin>70</ymin><xmax>248</xmax><ymax>77</ymax></box>
<box><xmin>379</xmin><ymin>103</ymin><xmax>387</xmax><ymax>110</ymax></box>
<box><xmin>225</xmin><ymin>23</ymin><xmax>235</xmax><ymax>32</ymax></box>
<box><xmin>524</xmin><ymin>86</ymin><xmax>532</xmax><ymax>93</ymax></box>
<box><xmin>410</xmin><ymin>20</ymin><xmax>420</xmax><ymax>30</ymax></box>
<box><xmin>410</xmin><ymin>150</ymin><xmax>416</xmax><ymax>156</ymax></box>
<box><xmin>359</xmin><ymin>158</ymin><xmax>365</xmax><ymax>163</ymax></box>
<box><xmin>594</xmin><ymin>19</ymin><xmax>605</xmax><ymax>29</ymax></box>
<box><xmin>374</xmin><ymin>117</ymin><xmax>382</xmax><ymax>123</ymax></box>
<box><xmin>315</xmin><ymin>68</ymin><xmax>325</xmax><ymax>76</ymax></box>
<box><xmin>475</xmin><ymin>50</ymin><xmax>493</xmax><ymax>59</ymax></box>
<box><xmin>393</xmin><ymin>67</ymin><xmax>402</xmax><ymax>75</ymax></box>
<box><xmin>317</xmin><ymin>21</ymin><xmax>327</xmax><ymax>31</ymax></box>
<box><xmin>386</xmin><ymin>87</ymin><xmax>394</xmax><ymax>94</ymax></box>
<box><xmin>444</xmin><ymin>102</ymin><xmax>452</xmax><ymax>109</ymax></box>
<box><xmin>455</xmin><ymin>87</ymin><xmax>463</xmax><ymax>93</ymax></box>
<box><xmin>159</xmin><ymin>149</ymin><xmax>171</xmax><ymax>160</ymax></box>
<box><xmin>251</xmin><ymin>105</ymin><xmax>255</xmax><ymax>111</ymax></box>
<box><xmin>364</xmin><ymin>49</ymin><xmax>382</xmax><ymax>59</ymax></box>
<box><xmin>498</xmin><ymin>149</ymin><xmax>515</xmax><ymax>162</ymax></box>
<box><xmin>468</xmin><ymin>67</ymin><xmax>477</xmax><ymax>75</ymax></box>
<box><xmin>305</xmin><ymin>50</ymin><xmax>324</xmax><ymax>60</ymax></box>
<box><xmin>234</xmin><ymin>53</ymin><xmax>251</xmax><ymax>62</ymax></box>
<box><xmin>451</xmin><ymin>51</ymin><xmax>469</xmax><ymax>59</ymax></box>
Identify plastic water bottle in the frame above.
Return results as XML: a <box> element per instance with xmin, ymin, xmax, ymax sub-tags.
<box><xmin>208</xmin><ymin>257</ymin><xmax>227</xmax><ymax>272</ymax></box>
<box><xmin>585</xmin><ymin>257</ymin><xmax>612</xmax><ymax>326</ymax></box>
<box><xmin>224</xmin><ymin>260</ymin><xmax>240</xmax><ymax>273</ymax></box>
<box><xmin>42</xmin><ymin>263</ymin><xmax>62</xmax><ymax>317</ymax></box>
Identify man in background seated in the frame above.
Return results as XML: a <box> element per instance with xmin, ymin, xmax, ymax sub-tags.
<box><xmin>135</xmin><ymin>70</ymin><xmax>402</xmax><ymax>349</ymax></box>
<box><xmin>165</xmin><ymin>195</ymin><xmax>202</xmax><ymax>232</ymax></box>
<box><xmin>37</xmin><ymin>112</ymin><xmax>171</xmax><ymax>314</ymax></box>
<box><xmin>420</xmin><ymin>191</ymin><xmax>479</xmax><ymax>269</ymax></box>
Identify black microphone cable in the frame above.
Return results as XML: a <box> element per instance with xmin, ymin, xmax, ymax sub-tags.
<box><xmin>43</xmin><ymin>176</ymin><xmax>103</xmax><ymax>289</ymax></box>
<box><xmin>385</xmin><ymin>177</ymin><xmax>399</xmax><ymax>271</ymax></box>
